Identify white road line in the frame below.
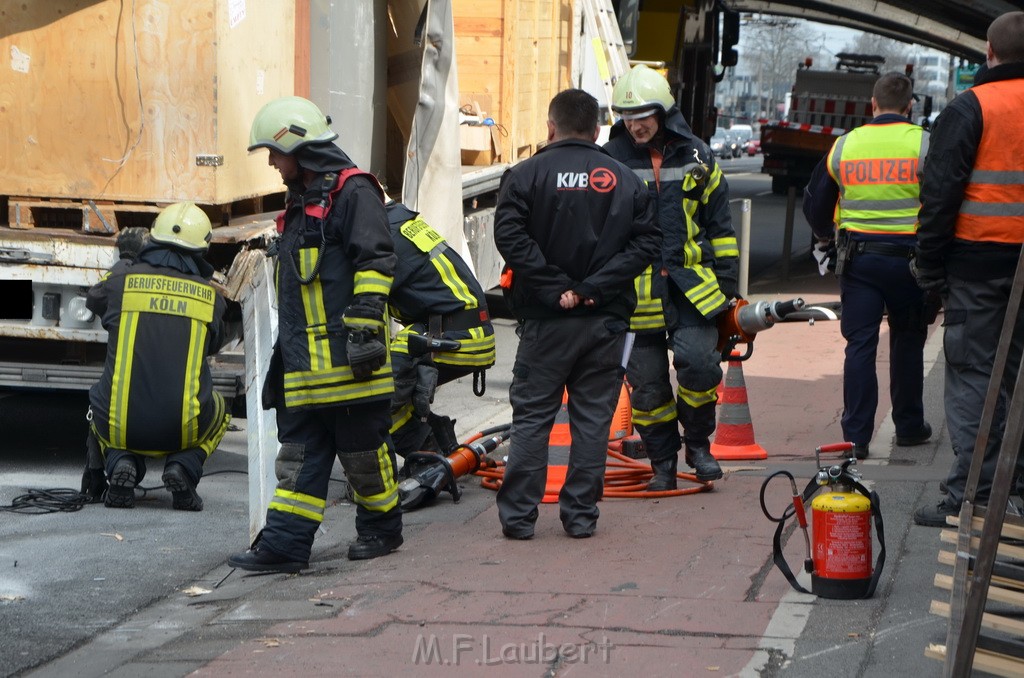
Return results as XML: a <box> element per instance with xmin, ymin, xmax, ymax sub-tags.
<box><xmin>738</xmin><ymin>589</ymin><xmax>816</xmax><ymax>676</ymax></box>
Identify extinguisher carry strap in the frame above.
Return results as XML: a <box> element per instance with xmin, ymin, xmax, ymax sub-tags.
<box><xmin>771</xmin><ymin>477</ymin><xmax>886</xmax><ymax>598</ymax></box>
<box><xmin>770</xmin><ymin>477</ymin><xmax>816</xmax><ymax>595</ymax></box>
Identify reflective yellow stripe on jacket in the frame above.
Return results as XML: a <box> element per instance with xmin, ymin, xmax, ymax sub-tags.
<box><xmin>112</xmin><ymin>274</ymin><xmax>217</xmax><ymax>448</ymax></box>
<box><xmin>629</xmin><ymin>265</ymin><xmax>666</xmax><ymax>332</ymax></box>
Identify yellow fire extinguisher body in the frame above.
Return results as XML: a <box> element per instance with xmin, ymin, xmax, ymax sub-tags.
<box><xmin>811</xmin><ymin>491</ymin><xmax>873</xmax><ymax>599</ymax></box>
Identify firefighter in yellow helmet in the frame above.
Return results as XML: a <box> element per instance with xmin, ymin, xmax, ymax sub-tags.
<box><xmin>604</xmin><ymin>64</ymin><xmax>740</xmax><ymax>487</ymax></box>
<box><xmin>229</xmin><ymin>96</ymin><xmax>402</xmax><ymax>573</ymax></box>
<box><xmin>86</xmin><ymin>202</ymin><xmax>232</xmax><ymax>511</ymax></box>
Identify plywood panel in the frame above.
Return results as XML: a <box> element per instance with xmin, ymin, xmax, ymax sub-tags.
<box><xmin>452</xmin><ymin>0</ymin><xmax>504</xmax><ymax>19</ymax></box>
<box><xmin>453</xmin><ymin>17</ymin><xmax>503</xmax><ymax>36</ymax></box>
<box><xmin>455</xmin><ymin>36</ymin><xmax>503</xmax><ymax>58</ymax></box>
<box><xmin>0</xmin><ymin>0</ymin><xmax>294</xmax><ymax>206</ymax></box>
<box><xmin>453</xmin><ymin>0</ymin><xmax>571</xmax><ymax>166</ymax></box>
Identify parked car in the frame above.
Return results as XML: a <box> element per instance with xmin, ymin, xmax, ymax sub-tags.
<box><xmin>710</xmin><ymin>133</ymin><xmax>741</xmax><ymax>159</ymax></box>
<box><xmin>710</xmin><ymin>134</ymin><xmax>729</xmax><ymax>159</ymax></box>
<box><xmin>723</xmin><ymin>124</ymin><xmax>754</xmax><ymax>157</ymax></box>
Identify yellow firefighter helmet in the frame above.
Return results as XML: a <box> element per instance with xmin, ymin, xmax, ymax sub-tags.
<box><xmin>150</xmin><ymin>202</ymin><xmax>212</xmax><ymax>252</ymax></box>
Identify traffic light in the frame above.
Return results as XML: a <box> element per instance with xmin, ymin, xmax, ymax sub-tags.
<box><xmin>721</xmin><ymin>10</ymin><xmax>739</xmax><ymax>68</ymax></box>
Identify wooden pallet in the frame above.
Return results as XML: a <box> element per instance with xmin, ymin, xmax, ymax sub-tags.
<box><xmin>928</xmin><ymin>247</ymin><xmax>1024</xmax><ymax>676</ymax></box>
<box><xmin>5</xmin><ymin>194</ymin><xmax>283</xmax><ymax>234</ymax></box>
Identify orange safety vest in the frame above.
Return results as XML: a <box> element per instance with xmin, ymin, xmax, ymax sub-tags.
<box><xmin>954</xmin><ymin>80</ymin><xmax>1024</xmax><ymax>244</ymax></box>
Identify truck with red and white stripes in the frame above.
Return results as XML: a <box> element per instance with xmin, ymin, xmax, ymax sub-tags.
<box><xmin>760</xmin><ymin>54</ymin><xmax>883</xmax><ymax>194</ymax></box>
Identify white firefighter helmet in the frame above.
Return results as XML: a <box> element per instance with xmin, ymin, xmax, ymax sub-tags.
<box><xmin>248</xmin><ymin>96</ymin><xmax>338</xmax><ymax>154</ymax></box>
<box><xmin>612</xmin><ymin>64</ymin><xmax>675</xmax><ymax>120</ymax></box>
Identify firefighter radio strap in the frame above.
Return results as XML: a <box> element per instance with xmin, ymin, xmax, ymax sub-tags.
<box><xmin>759</xmin><ymin>444</ymin><xmax>887</xmax><ymax>600</ymax></box>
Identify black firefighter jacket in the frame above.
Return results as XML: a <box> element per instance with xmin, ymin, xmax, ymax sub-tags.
<box><xmin>270</xmin><ymin>163</ymin><xmax>397</xmax><ymax>410</ymax></box>
<box><xmin>385</xmin><ymin>201</ymin><xmax>495</xmax><ymax>370</ymax></box>
<box><xmin>605</xmin><ymin>109</ymin><xmax>739</xmax><ymax>321</ymax></box>
<box><xmin>87</xmin><ymin>245</ymin><xmax>228</xmax><ymax>454</ymax></box>
<box><xmin>494</xmin><ymin>137</ymin><xmax>660</xmax><ymax>322</ymax></box>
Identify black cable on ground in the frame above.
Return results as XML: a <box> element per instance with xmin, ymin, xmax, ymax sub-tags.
<box><xmin>0</xmin><ymin>488</ymin><xmax>91</xmax><ymax>514</ymax></box>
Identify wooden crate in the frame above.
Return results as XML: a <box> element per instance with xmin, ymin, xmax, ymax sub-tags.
<box><xmin>452</xmin><ymin>0</ymin><xmax>573</xmax><ymax>166</ymax></box>
<box><xmin>0</xmin><ymin>1</ymin><xmax>295</xmax><ymax>206</ymax></box>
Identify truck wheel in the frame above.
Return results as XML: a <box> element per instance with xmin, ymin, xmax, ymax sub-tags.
<box><xmin>771</xmin><ymin>176</ymin><xmax>788</xmax><ymax>195</ymax></box>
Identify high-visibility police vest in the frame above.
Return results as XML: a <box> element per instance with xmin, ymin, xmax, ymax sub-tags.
<box><xmin>827</xmin><ymin>121</ymin><xmax>928</xmax><ymax>235</ymax></box>
<box><xmin>955</xmin><ymin>80</ymin><xmax>1024</xmax><ymax>244</ymax></box>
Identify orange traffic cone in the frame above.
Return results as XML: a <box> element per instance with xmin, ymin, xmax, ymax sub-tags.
<box><xmin>710</xmin><ymin>355</ymin><xmax>767</xmax><ymax>460</ymax></box>
<box><xmin>543</xmin><ymin>383</ymin><xmax>632</xmax><ymax>503</ymax></box>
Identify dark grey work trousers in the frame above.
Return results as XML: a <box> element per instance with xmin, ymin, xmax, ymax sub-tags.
<box><xmin>497</xmin><ymin>315</ymin><xmax>627</xmax><ymax>536</ymax></box>
<box><xmin>943</xmin><ymin>274</ymin><xmax>1024</xmax><ymax>505</ymax></box>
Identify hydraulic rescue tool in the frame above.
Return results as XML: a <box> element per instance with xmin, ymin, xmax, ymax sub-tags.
<box><xmin>717</xmin><ymin>297</ymin><xmax>805</xmax><ymax>361</ymax></box>
<box><xmin>759</xmin><ymin>442</ymin><xmax>886</xmax><ymax>599</ymax></box>
<box><xmin>398</xmin><ymin>425</ymin><xmax>510</xmax><ymax>511</ymax></box>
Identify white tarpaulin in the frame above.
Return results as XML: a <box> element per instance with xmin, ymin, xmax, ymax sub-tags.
<box><xmin>400</xmin><ymin>0</ymin><xmax>471</xmax><ymax>267</ymax></box>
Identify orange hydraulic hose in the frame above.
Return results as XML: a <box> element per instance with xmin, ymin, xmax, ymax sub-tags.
<box><xmin>467</xmin><ymin>430</ymin><xmax>714</xmax><ymax>498</ymax></box>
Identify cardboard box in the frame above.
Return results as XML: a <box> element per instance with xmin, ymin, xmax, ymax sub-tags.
<box><xmin>460</xmin><ymin>124</ymin><xmax>498</xmax><ymax>165</ymax></box>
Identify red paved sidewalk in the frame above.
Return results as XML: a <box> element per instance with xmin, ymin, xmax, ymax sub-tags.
<box><xmin>193</xmin><ymin>283</ymin><xmax>876</xmax><ymax>676</ymax></box>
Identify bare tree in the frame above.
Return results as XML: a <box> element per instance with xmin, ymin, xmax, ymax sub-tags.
<box><xmin>741</xmin><ymin>18</ymin><xmax>822</xmax><ymax>118</ymax></box>
<box><xmin>839</xmin><ymin>33</ymin><xmax>913</xmax><ymax>71</ymax></box>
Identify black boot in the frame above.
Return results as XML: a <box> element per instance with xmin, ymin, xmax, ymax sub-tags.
<box><xmin>104</xmin><ymin>458</ymin><xmax>138</xmax><ymax>508</ymax></box>
<box><xmin>681</xmin><ymin>402</ymin><xmax>723</xmax><ymax>482</ymax></box>
<box><xmin>162</xmin><ymin>463</ymin><xmax>203</xmax><ymax>511</ymax></box>
<box><xmin>348</xmin><ymin>533</ymin><xmax>404</xmax><ymax>560</ymax></box>
<box><xmin>228</xmin><ymin>544</ymin><xmax>308</xmax><ymax>573</ymax></box>
<box><xmin>646</xmin><ymin>456</ymin><xmax>678</xmax><ymax>491</ymax></box>
<box><xmin>685</xmin><ymin>443</ymin><xmax>723</xmax><ymax>482</ymax></box>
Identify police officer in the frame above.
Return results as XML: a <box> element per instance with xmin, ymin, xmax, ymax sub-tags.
<box><xmin>87</xmin><ymin>202</ymin><xmax>233</xmax><ymax>511</ymax></box>
<box><xmin>385</xmin><ymin>199</ymin><xmax>495</xmax><ymax>458</ymax></box>
<box><xmin>228</xmin><ymin>96</ymin><xmax>402</xmax><ymax>572</ymax></box>
<box><xmin>604</xmin><ymin>64</ymin><xmax>739</xmax><ymax>488</ymax></box>
<box><xmin>804</xmin><ymin>71</ymin><xmax>932</xmax><ymax>461</ymax></box>
<box><xmin>912</xmin><ymin>12</ymin><xmax>1024</xmax><ymax>526</ymax></box>
<box><xmin>494</xmin><ymin>88</ymin><xmax>659</xmax><ymax>539</ymax></box>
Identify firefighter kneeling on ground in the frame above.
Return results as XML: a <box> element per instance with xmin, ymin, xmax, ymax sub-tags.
<box><xmin>385</xmin><ymin>199</ymin><xmax>495</xmax><ymax>460</ymax></box>
<box><xmin>83</xmin><ymin>202</ymin><xmax>234</xmax><ymax>511</ymax></box>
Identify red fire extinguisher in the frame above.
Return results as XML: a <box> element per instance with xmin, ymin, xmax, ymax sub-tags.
<box><xmin>760</xmin><ymin>442</ymin><xmax>886</xmax><ymax>599</ymax></box>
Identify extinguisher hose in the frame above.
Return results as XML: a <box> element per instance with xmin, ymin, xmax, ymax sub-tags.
<box><xmin>760</xmin><ymin>470</ymin><xmax>887</xmax><ymax>598</ymax></box>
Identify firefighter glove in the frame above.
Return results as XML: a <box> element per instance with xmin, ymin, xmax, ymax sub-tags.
<box><xmin>347</xmin><ymin>328</ymin><xmax>387</xmax><ymax>380</ymax></box>
<box><xmin>116</xmin><ymin>227</ymin><xmax>150</xmax><ymax>261</ymax></box>
<box><xmin>343</xmin><ymin>293</ymin><xmax>387</xmax><ymax>332</ymax></box>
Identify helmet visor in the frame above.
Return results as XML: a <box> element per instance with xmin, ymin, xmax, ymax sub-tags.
<box><xmin>617</xmin><ymin>107</ymin><xmax>660</xmax><ymax>121</ymax></box>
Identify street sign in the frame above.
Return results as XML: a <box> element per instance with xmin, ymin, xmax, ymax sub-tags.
<box><xmin>955</xmin><ymin>65</ymin><xmax>980</xmax><ymax>93</ymax></box>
